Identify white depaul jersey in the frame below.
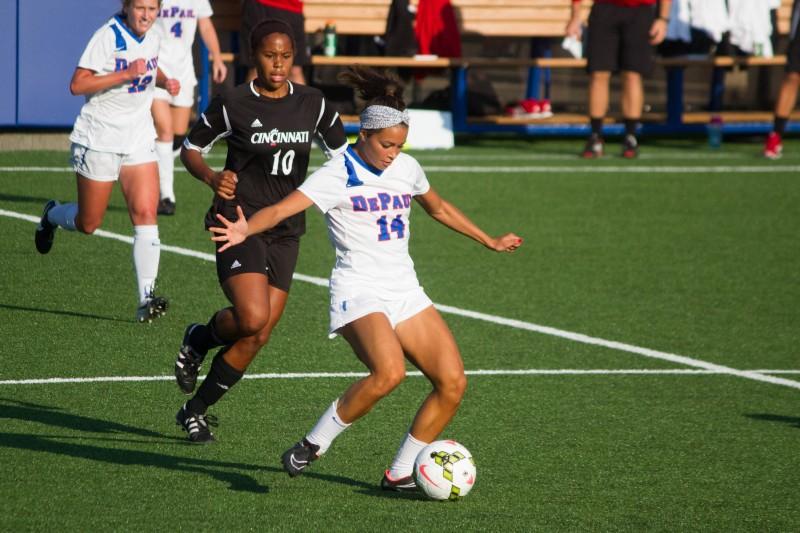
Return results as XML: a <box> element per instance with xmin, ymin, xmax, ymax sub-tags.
<box><xmin>70</xmin><ymin>15</ymin><xmax>161</xmax><ymax>154</ymax></box>
<box><xmin>155</xmin><ymin>0</ymin><xmax>213</xmax><ymax>84</ymax></box>
<box><xmin>299</xmin><ymin>146</ymin><xmax>431</xmax><ymax>300</ymax></box>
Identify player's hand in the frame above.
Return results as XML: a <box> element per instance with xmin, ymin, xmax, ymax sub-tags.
<box><xmin>565</xmin><ymin>18</ymin><xmax>582</xmax><ymax>39</ymax></box>
<box><xmin>126</xmin><ymin>59</ymin><xmax>148</xmax><ymax>80</ymax></box>
<box><xmin>489</xmin><ymin>233</ymin><xmax>523</xmax><ymax>253</ymax></box>
<box><xmin>210</xmin><ymin>205</ymin><xmax>248</xmax><ymax>253</ymax></box>
<box><xmin>165</xmin><ymin>78</ymin><xmax>181</xmax><ymax>96</ymax></box>
<box><xmin>649</xmin><ymin>18</ymin><xmax>668</xmax><ymax>45</ymax></box>
<box><xmin>210</xmin><ymin>170</ymin><xmax>238</xmax><ymax>200</ymax></box>
<box><xmin>212</xmin><ymin>60</ymin><xmax>228</xmax><ymax>84</ymax></box>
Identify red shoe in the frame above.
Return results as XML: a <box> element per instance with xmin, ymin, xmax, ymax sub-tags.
<box><xmin>621</xmin><ymin>134</ymin><xmax>639</xmax><ymax>159</ymax></box>
<box><xmin>764</xmin><ymin>131</ymin><xmax>783</xmax><ymax>159</ymax></box>
<box><xmin>381</xmin><ymin>470</ymin><xmax>417</xmax><ymax>492</ymax></box>
<box><xmin>582</xmin><ymin>134</ymin><xmax>604</xmax><ymax>158</ymax></box>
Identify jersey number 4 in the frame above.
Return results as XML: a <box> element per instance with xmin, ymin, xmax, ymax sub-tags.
<box><xmin>170</xmin><ymin>21</ymin><xmax>183</xmax><ymax>38</ymax></box>
<box><xmin>377</xmin><ymin>214</ymin><xmax>406</xmax><ymax>241</ymax></box>
<box><xmin>270</xmin><ymin>149</ymin><xmax>296</xmax><ymax>176</ymax></box>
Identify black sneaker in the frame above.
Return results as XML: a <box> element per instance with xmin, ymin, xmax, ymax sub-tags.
<box><xmin>136</xmin><ymin>292</ymin><xmax>169</xmax><ymax>323</ymax></box>
<box><xmin>582</xmin><ymin>134</ymin><xmax>604</xmax><ymax>159</ymax></box>
<box><xmin>35</xmin><ymin>200</ymin><xmax>59</xmax><ymax>254</ymax></box>
<box><xmin>157</xmin><ymin>198</ymin><xmax>176</xmax><ymax>216</ymax></box>
<box><xmin>175</xmin><ymin>403</ymin><xmax>216</xmax><ymax>443</ymax></box>
<box><xmin>175</xmin><ymin>323</ymin><xmax>205</xmax><ymax>394</ymax></box>
<box><xmin>381</xmin><ymin>470</ymin><xmax>418</xmax><ymax>492</ymax></box>
<box><xmin>281</xmin><ymin>439</ymin><xmax>320</xmax><ymax>477</ymax></box>
<box><xmin>621</xmin><ymin>134</ymin><xmax>639</xmax><ymax>159</ymax></box>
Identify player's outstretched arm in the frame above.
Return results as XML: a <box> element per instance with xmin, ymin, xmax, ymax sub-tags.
<box><xmin>210</xmin><ymin>191</ymin><xmax>315</xmax><ymax>251</ymax></box>
<box><xmin>415</xmin><ymin>187</ymin><xmax>523</xmax><ymax>253</ymax></box>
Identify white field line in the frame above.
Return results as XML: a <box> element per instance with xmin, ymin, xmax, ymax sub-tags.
<box><xmin>2</xmin><ymin>165</ymin><xmax>800</xmax><ymax>174</ymax></box>
<box><xmin>2</xmin><ymin>207</ymin><xmax>799</xmax><ymax>391</ymax></box>
<box><xmin>2</xmin><ymin>369</ymin><xmax>800</xmax><ymax>386</ymax></box>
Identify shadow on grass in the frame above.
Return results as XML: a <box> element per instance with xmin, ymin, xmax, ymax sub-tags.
<box><xmin>0</xmin><ymin>303</ymin><xmax>130</xmax><ymax>323</ymax></box>
<box><xmin>0</xmin><ymin>398</ymin><xmax>403</xmax><ymax>495</ymax></box>
<box><xmin>745</xmin><ymin>413</ymin><xmax>800</xmax><ymax>429</ymax></box>
<box><xmin>0</xmin><ymin>193</ymin><xmax>127</xmax><ymax>211</ymax></box>
<box><xmin>0</xmin><ymin>398</ymin><xmax>270</xmax><ymax>492</ymax></box>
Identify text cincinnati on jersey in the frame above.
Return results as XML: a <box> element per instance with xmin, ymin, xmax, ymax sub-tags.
<box><xmin>251</xmin><ymin>129</ymin><xmax>310</xmax><ymax>145</ymax></box>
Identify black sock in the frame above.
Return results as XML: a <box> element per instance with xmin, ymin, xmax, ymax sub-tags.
<box><xmin>774</xmin><ymin>116</ymin><xmax>789</xmax><ymax>135</ymax></box>
<box><xmin>187</xmin><ymin>349</ymin><xmax>243</xmax><ymax>414</ymax></box>
<box><xmin>624</xmin><ymin>119</ymin><xmax>638</xmax><ymax>137</ymax></box>
<box><xmin>188</xmin><ymin>312</ymin><xmax>228</xmax><ymax>356</ymax></box>
<box><xmin>590</xmin><ymin>117</ymin><xmax>604</xmax><ymax>136</ymax></box>
<box><xmin>172</xmin><ymin>135</ymin><xmax>186</xmax><ymax>152</ymax></box>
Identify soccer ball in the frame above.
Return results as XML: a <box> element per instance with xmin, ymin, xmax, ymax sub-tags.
<box><xmin>413</xmin><ymin>440</ymin><xmax>476</xmax><ymax>500</ymax></box>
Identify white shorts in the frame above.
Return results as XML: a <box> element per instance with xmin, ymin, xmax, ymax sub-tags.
<box><xmin>153</xmin><ymin>79</ymin><xmax>196</xmax><ymax>108</ymax></box>
<box><xmin>328</xmin><ymin>287</ymin><xmax>434</xmax><ymax>338</ymax></box>
<box><xmin>70</xmin><ymin>143</ymin><xmax>157</xmax><ymax>182</ymax></box>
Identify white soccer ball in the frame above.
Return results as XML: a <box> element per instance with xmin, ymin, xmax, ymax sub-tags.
<box><xmin>413</xmin><ymin>440</ymin><xmax>476</xmax><ymax>500</ymax></box>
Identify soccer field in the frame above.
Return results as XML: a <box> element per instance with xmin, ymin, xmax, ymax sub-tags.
<box><xmin>1</xmin><ymin>137</ymin><xmax>798</xmax><ymax>531</ymax></box>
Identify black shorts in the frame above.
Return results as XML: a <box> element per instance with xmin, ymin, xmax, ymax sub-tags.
<box><xmin>586</xmin><ymin>3</ymin><xmax>655</xmax><ymax>75</ymax></box>
<box><xmin>787</xmin><ymin>0</ymin><xmax>800</xmax><ymax>72</ymax></box>
<box><xmin>239</xmin><ymin>1</ymin><xmax>309</xmax><ymax>68</ymax></box>
<box><xmin>215</xmin><ymin>233</ymin><xmax>300</xmax><ymax>292</ymax></box>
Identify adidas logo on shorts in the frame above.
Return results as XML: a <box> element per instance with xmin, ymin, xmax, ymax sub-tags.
<box><xmin>231</xmin><ymin>259</ymin><xmax>242</xmax><ymax>269</ymax></box>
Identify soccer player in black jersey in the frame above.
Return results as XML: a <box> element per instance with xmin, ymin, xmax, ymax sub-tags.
<box><xmin>173</xmin><ymin>19</ymin><xmax>348</xmax><ymax>442</ymax></box>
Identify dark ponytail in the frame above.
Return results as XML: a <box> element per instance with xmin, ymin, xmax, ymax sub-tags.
<box><xmin>337</xmin><ymin>66</ymin><xmax>407</xmax><ymax>112</ymax></box>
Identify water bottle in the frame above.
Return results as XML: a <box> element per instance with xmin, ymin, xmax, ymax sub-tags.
<box><xmin>324</xmin><ymin>21</ymin><xmax>337</xmax><ymax>57</ymax></box>
<box><xmin>707</xmin><ymin>115</ymin><xmax>723</xmax><ymax>149</ymax></box>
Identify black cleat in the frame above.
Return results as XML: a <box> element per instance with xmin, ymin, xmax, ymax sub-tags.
<box><xmin>176</xmin><ymin>403</ymin><xmax>216</xmax><ymax>443</ymax></box>
<box><xmin>381</xmin><ymin>470</ymin><xmax>418</xmax><ymax>492</ymax></box>
<box><xmin>581</xmin><ymin>134</ymin><xmax>604</xmax><ymax>159</ymax></box>
<box><xmin>157</xmin><ymin>198</ymin><xmax>176</xmax><ymax>216</ymax></box>
<box><xmin>281</xmin><ymin>439</ymin><xmax>320</xmax><ymax>477</ymax></box>
<box><xmin>175</xmin><ymin>323</ymin><xmax>205</xmax><ymax>394</ymax></box>
<box><xmin>621</xmin><ymin>134</ymin><xmax>639</xmax><ymax>159</ymax></box>
<box><xmin>137</xmin><ymin>291</ymin><xmax>168</xmax><ymax>323</ymax></box>
<box><xmin>35</xmin><ymin>200</ymin><xmax>59</xmax><ymax>254</ymax></box>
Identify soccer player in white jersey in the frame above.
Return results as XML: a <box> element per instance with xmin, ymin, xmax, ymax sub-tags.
<box><xmin>210</xmin><ymin>66</ymin><xmax>523</xmax><ymax>491</ymax></box>
<box><xmin>151</xmin><ymin>0</ymin><xmax>227</xmax><ymax>215</ymax></box>
<box><xmin>34</xmin><ymin>0</ymin><xmax>180</xmax><ymax>322</ymax></box>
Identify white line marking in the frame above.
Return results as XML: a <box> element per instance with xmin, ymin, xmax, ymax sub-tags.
<box><xmin>2</xmin><ymin>165</ymin><xmax>800</xmax><ymax>174</ymax></box>
<box><xmin>2</xmin><ymin>208</ymin><xmax>798</xmax><ymax>391</ymax></box>
<box><xmin>2</xmin><ymin>369</ymin><xmax>799</xmax><ymax>386</ymax></box>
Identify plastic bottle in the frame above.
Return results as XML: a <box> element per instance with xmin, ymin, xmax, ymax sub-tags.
<box><xmin>324</xmin><ymin>21</ymin><xmax>337</xmax><ymax>57</ymax></box>
<box><xmin>707</xmin><ymin>114</ymin><xmax>723</xmax><ymax>149</ymax></box>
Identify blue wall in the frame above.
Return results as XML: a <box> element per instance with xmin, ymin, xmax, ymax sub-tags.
<box><xmin>0</xmin><ymin>0</ymin><xmax>17</xmax><ymax>125</ymax></box>
<box><xmin>9</xmin><ymin>0</ymin><xmax>116</xmax><ymax>127</ymax></box>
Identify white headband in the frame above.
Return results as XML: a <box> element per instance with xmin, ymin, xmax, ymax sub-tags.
<box><xmin>360</xmin><ymin>105</ymin><xmax>410</xmax><ymax>130</ymax></box>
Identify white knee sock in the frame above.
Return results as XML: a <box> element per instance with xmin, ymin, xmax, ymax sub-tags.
<box><xmin>132</xmin><ymin>225</ymin><xmax>160</xmax><ymax>304</ymax></box>
<box><xmin>306</xmin><ymin>399</ymin><xmax>351</xmax><ymax>455</ymax></box>
<box><xmin>155</xmin><ymin>141</ymin><xmax>175</xmax><ymax>202</ymax></box>
<box><xmin>47</xmin><ymin>202</ymin><xmax>78</xmax><ymax>231</ymax></box>
<box><xmin>388</xmin><ymin>432</ymin><xmax>428</xmax><ymax>479</ymax></box>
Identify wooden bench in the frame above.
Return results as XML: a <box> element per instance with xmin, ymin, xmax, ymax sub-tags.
<box><xmin>205</xmin><ymin>0</ymin><xmax>797</xmax><ymax>135</ymax></box>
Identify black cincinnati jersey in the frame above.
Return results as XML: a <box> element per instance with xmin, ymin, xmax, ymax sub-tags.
<box><xmin>185</xmin><ymin>80</ymin><xmax>347</xmax><ymax>238</ymax></box>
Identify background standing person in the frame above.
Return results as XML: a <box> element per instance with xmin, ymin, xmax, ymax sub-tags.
<box><xmin>35</xmin><ymin>0</ymin><xmax>179</xmax><ymax>323</ymax></box>
<box><xmin>152</xmin><ymin>0</ymin><xmax>227</xmax><ymax>216</ymax></box>
<box><xmin>566</xmin><ymin>0</ymin><xmax>672</xmax><ymax>158</ymax></box>
<box><xmin>173</xmin><ymin>19</ymin><xmax>347</xmax><ymax>443</ymax></box>
<box><xmin>764</xmin><ymin>0</ymin><xmax>800</xmax><ymax>159</ymax></box>
<box><xmin>209</xmin><ymin>67</ymin><xmax>523</xmax><ymax>490</ymax></box>
<box><xmin>240</xmin><ymin>0</ymin><xmax>308</xmax><ymax>84</ymax></box>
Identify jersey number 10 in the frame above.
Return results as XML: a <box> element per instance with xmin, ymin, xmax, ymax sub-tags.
<box><xmin>270</xmin><ymin>149</ymin><xmax>296</xmax><ymax>176</ymax></box>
